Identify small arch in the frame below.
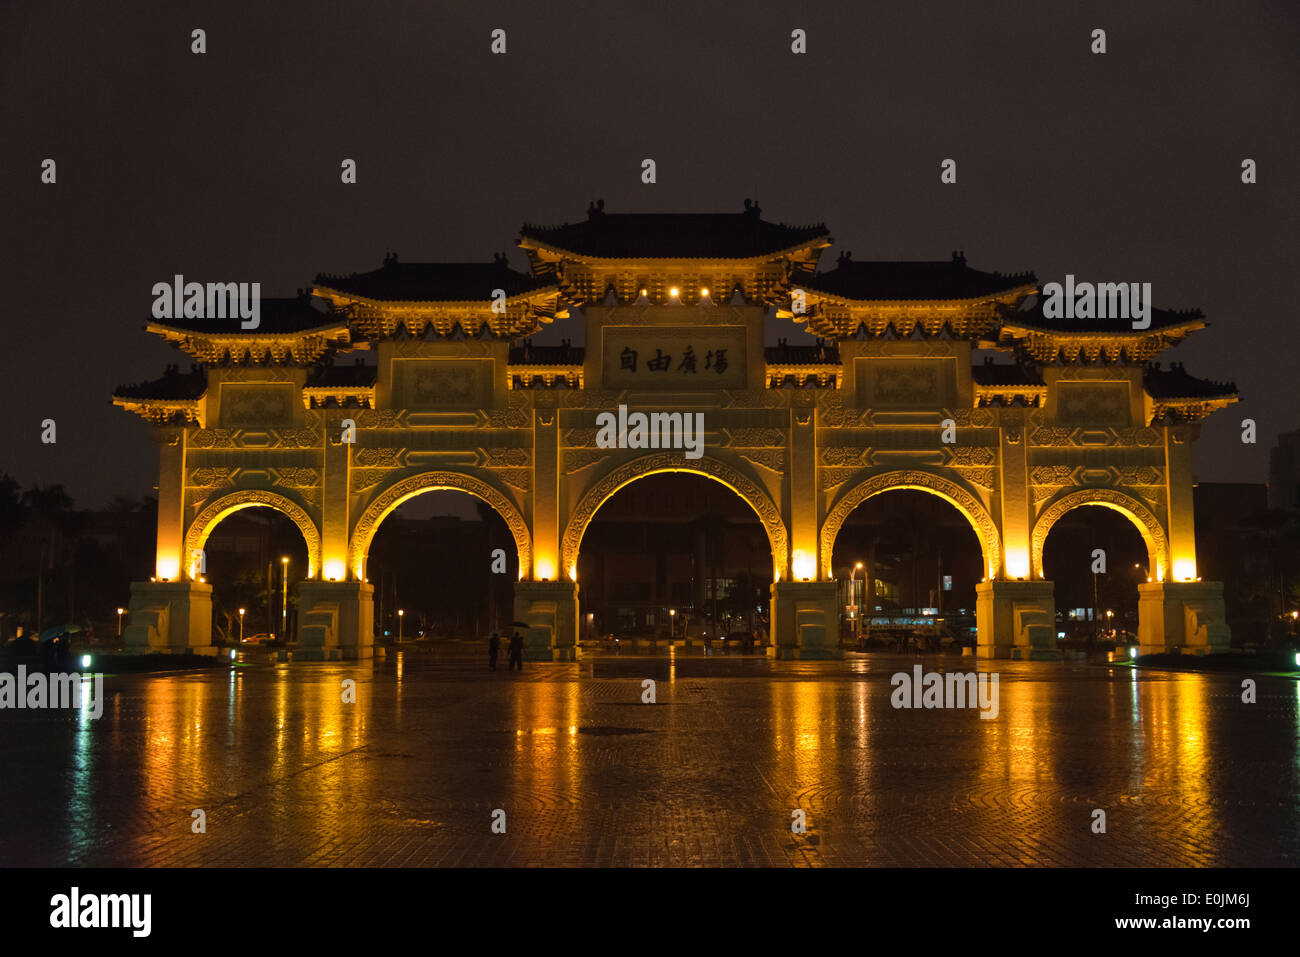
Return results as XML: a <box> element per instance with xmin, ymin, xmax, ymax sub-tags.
<box><xmin>349</xmin><ymin>471</ymin><xmax>530</xmax><ymax>580</ymax></box>
<box><xmin>561</xmin><ymin>454</ymin><xmax>788</xmax><ymax>578</ymax></box>
<box><xmin>1032</xmin><ymin>488</ymin><xmax>1168</xmax><ymax>581</ymax></box>
<box><xmin>185</xmin><ymin>490</ymin><xmax>321</xmax><ymax>580</ymax></box>
<box><xmin>821</xmin><ymin>469</ymin><xmax>1002</xmax><ymax>579</ymax></box>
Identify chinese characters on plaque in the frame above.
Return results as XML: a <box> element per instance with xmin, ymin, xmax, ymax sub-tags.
<box><xmin>620</xmin><ymin>346</ymin><xmax>728</xmax><ymax>376</ymax></box>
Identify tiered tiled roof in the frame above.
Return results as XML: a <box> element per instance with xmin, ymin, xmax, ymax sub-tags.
<box><xmin>301</xmin><ymin>360</ymin><xmax>378</xmax><ymax>409</ymax></box>
<box><xmin>507</xmin><ymin>341</ymin><xmax>586</xmax><ymax>365</ymax></box>
<box><xmin>315</xmin><ymin>255</ymin><xmax>551</xmax><ymax>302</ymax></box>
<box><xmin>518</xmin><ymin>201</ymin><xmax>832</xmax><ymax>307</ymax></box>
<box><xmin>147</xmin><ymin>294</ymin><xmax>352</xmax><ymax>365</ymax></box>
<box><xmin>971</xmin><ymin>357</ymin><xmax>1047</xmax><ymax>407</ymax></box>
<box><xmin>765</xmin><ymin>338</ymin><xmax>841</xmax><ymax>388</ymax></box>
<box><xmin>1143</xmin><ymin>361</ymin><xmax>1237</xmax><ymax>399</ymax></box>
<box><xmin>990</xmin><ymin>296</ymin><xmax>1207</xmax><ymax>363</ymax></box>
<box><xmin>313</xmin><ymin>254</ymin><xmax>566</xmax><ymax>340</ymax></box>
<box><xmin>508</xmin><ymin>340</ymin><xmax>585</xmax><ymax>389</ymax></box>
<box><xmin>764</xmin><ymin>339</ymin><xmax>840</xmax><ymax>365</ymax></box>
<box><xmin>112</xmin><ymin>364</ymin><xmax>207</xmax><ymax>425</ymax></box>
<box><xmin>790</xmin><ymin>251</ymin><xmax>1037</xmax><ymax>339</ymax></box>
<box><xmin>803</xmin><ymin>251</ymin><xmax>1035</xmax><ymax>302</ymax></box>
<box><xmin>520</xmin><ymin>200</ymin><xmax>829</xmax><ymax>260</ymax></box>
<box><xmin>1142</xmin><ymin>361</ymin><xmax>1240</xmax><ymax>423</ymax></box>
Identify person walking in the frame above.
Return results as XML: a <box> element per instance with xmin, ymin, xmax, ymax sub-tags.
<box><xmin>508</xmin><ymin>630</ymin><xmax>524</xmax><ymax>672</ymax></box>
<box><xmin>488</xmin><ymin>630</ymin><xmax>500</xmax><ymax>671</ymax></box>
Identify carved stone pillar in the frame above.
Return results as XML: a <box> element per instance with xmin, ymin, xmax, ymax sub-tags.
<box><xmin>1137</xmin><ymin>581</ymin><xmax>1231</xmax><ymax>656</ymax></box>
<box><xmin>153</xmin><ymin>426</ymin><xmax>188</xmax><ymax>581</ymax></box>
<box><xmin>296</xmin><ymin>580</ymin><xmax>374</xmax><ymax>660</ymax></box>
<box><xmin>976</xmin><ymin>579</ymin><xmax>1058</xmax><ymax>660</ymax></box>
<box><xmin>513</xmin><ymin>579</ymin><xmax>580</xmax><ymax>661</ymax></box>
<box><xmin>771</xmin><ymin>580</ymin><xmax>841</xmax><ymax>659</ymax></box>
<box><xmin>124</xmin><ymin>580</ymin><xmax>215</xmax><ymax>655</ymax></box>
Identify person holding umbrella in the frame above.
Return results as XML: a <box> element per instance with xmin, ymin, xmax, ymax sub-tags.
<box><xmin>507</xmin><ymin>620</ymin><xmax>527</xmax><ymax>672</ymax></box>
<box><xmin>39</xmin><ymin>624</ymin><xmax>80</xmax><ymax>673</ymax></box>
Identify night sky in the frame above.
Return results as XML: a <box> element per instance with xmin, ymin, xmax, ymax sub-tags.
<box><xmin>3</xmin><ymin>0</ymin><xmax>1296</xmax><ymax>506</ymax></box>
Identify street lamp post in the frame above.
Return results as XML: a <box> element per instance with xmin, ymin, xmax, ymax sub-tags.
<box><xmin>280</xmin><ymin>557</ymin><xmax>289</xmax><ymax>638</ymax></box>
<box><xmin>850</xmin><ymin>561</ymin><xmax>864</xmax><ymax>646</ymax></box>
<box><xmin>238</xmin><ymin>607</ymin><xmax>246</xmax><ymax>642</ymax></box>
<box><xmin>397</xmin><ymin>608</ymin><xmax>404</xmax><ymax>643</ymax></box>
<box><xmin>669</xmin><ymin>608</ymin><xmax>676</xmax><ymax>639</ymax></box>
<box><xmin>1106</xmin><ymin>609</ymin><xmax>1114</xmax><ymax>639</ymax></box>
<box><xmin>116</xmin><ymin>607</ymin><xmax>125</xmax><ymax>639</ymax></box>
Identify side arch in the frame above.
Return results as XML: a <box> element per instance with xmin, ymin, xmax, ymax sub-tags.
<box><xmin>820</xmin><ymin>469</ymin><xmax>1003</xmax><ymax>579</ymax></box>
<box><xmin>185</xmin><ymin>490</ymin><xmax>322</xmax><ymax>580</ymax></box>
<box><xmin>561</xmin><ymin>454</ymin><xmax>789</xmax><ymax>578</ymax></box>
<box><xmin>1031</xmin><ymin>487</ymin><xmax>1168</xmax><ymax>581</ymax></box>
<box><xmin>349</xmin><ymin>471</ymin><xmax>531</xmax><ymax>581</ymax></box>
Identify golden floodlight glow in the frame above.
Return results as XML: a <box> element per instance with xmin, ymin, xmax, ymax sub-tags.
<box><xmin>323</xmin><ymin>559</ymin><xmax>346</xmax><ymax>582</ymax></box>
<box><xmin>1005</xmin><ymin>549</ymin><xmax>1030</xmax><ymax>580</ymax></box>
<box><xmin>669</xmin><ymin>287</ymin><xmax>679</xmax><ymax>297</ymax></box>
<box><xmin>791</xmin><ymin>550</ymin><xmax>815</xmax><ymax>582</ymax></box>
<box><xmin>701</xmin><ymin>287</ymin><xmax>709</xmax><ymax>296</ymax></box>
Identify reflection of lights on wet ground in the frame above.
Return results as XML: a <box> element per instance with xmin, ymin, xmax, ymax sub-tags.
<box><xmin>77</xmin><ymin>674</ymin><xmax>95</xmax><ymax>722</ymax></box>
<box><xmin>15</xmin><ymin>655</ymin><xmax>1297</xmax><ymax>868</ymax></box>
<box><xmin>514</xmin><ymin>726</ymin><xmax>581</xmax><ymax>735</ymax></box>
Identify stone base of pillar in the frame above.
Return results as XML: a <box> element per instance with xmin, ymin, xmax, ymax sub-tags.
<box><xmin>514</xmin><ymin>580</ymin><xmax>580</xmax><ymax>662</ymax></box>
<box><xmin>976</xmin><ymin>580</ymin><xmax>1059</xmax><ymax>660</ymax></box>
<box><xmin>771</xmin><ymin>581</ymin><xmax>843</xmax><ymax>660</ymax></box>
<box><xmin>123</xmin><ymin>580</ymin><xmax>216</xmax><ymax>655</ymax></box>
<box><xmin>1137</xmin><ymin>581</ymin><xmax>1231</xmax><ymax>656</ymax></box>
<box><xmin>296</xmin><ymin>580</ymin><xmax>375</xmax><ymax>660</ymax></box>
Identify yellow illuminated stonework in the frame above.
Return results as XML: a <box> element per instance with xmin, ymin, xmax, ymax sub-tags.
<box><xmin>113</xmin><ymin>204</ymin><xmax>1239</xmax><ymax>661</ymax></box>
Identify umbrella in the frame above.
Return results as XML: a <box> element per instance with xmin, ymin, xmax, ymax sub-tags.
<box><xmin>38</xmin><ymin>625</ymin><xmax>82</xmax><ymax>643</ymax></box>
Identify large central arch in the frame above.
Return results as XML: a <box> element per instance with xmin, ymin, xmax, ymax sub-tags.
<box><xmin>820</xmin><ymin>469</ymin><xmax>1003</xmax><ymax>580</ymax></box>
<box><xmin>561</xmin><ymin>454</ymin><xmax>789</xmax><ymax>578</ymax></box>
<box><xmin>1031</xmin><ymin>487</ymin><xmax>1168</xmax><ymax>582</ymax></box>
<box><xmin>186</xmin><ymin>489</ymin><xmax>321</xmax><ymax>579</ymax></box>
<box><xmin>349</xmin><ymin>471</ymin><xmax>531</xmax><ymax>580</ymax></box>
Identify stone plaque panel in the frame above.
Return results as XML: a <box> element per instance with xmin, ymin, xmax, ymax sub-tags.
<box><xmin>601</xmin><ymin>325</ymin><xmax>747</xmax><ymax>390</ymax></box>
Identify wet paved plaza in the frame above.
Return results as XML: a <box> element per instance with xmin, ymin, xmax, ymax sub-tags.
<box><xmin>2</xmin><ymin>647</ymin><xmax>1298</xmax><ymax>867</ymax></box>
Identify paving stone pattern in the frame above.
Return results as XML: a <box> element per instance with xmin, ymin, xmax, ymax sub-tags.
<box><xmin>1</xmin><ymin>649</ymin><xmax>1297</xmax><ymax>867</ymax></box>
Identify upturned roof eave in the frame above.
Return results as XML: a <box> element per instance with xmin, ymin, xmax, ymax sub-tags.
<box><xmin>310</xmin><ymin>284</ymin><xmax>560</xmax><ymax>309</ymax></box>
<box><xmin>145</xmin><ymin>320</ymin><xmax>352</xmax><ymax>340</ymax></box>
<box><xmin>798</xmin><ymin>280</ymin><xmax>1039</xmax><ymax>309</ymax></box>
<box><xmin>515</xmin><ymin>234</ymin><xmax>833</xmax><ymax>264</ymax></box>
<box><xmin>997</xmin><ymin>317</ymin><xmax>1207</xmax><ymax>338</ymax></box>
